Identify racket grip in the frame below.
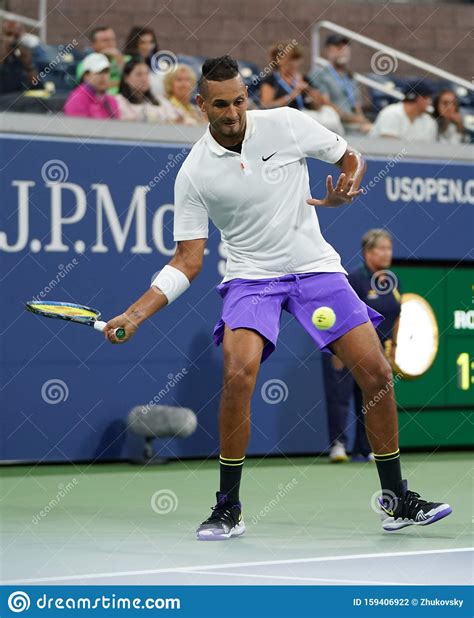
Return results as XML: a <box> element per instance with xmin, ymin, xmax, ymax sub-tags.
<box><xmin>94</xmin><ymin>321</ymin><xmax>126</xmax><ymax>340</ymax></box>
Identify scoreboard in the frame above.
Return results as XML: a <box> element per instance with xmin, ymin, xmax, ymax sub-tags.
<box><xmin>391</xmin><ymin>262</ymin><xmax>473</xmax><ymax>448</ymax></box>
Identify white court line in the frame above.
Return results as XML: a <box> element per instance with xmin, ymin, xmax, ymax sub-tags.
<box><xmin>2</xmin><ymin>547</ymin><xmax>471</xmax><ymax>585</ymax></box>
<box><xmin>180</xmin><ymin>570</ymin><xmax>413</xmax><ymax>586</ymax></box>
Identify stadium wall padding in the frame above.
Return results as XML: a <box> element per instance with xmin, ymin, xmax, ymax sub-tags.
<box><xmin>1</xmin><ymin>133</ymin><xmax>472</xmax><ymax>462</ymax></box>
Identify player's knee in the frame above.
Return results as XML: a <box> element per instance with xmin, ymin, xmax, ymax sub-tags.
<box><xmin>223</xmin><ymin>361</ymin><xmax>257</xmax><ymax>397</ymax></box>
<box><xmin>359</xmin><ymin>358</ymin><xmax>393</xmax><ymax>396</ymax></box>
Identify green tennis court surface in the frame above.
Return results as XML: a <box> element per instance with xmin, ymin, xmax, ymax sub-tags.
<box><xmin>1</xmin><ymin>453</ymin><xmax>471</xmax><ymax>585</ymax></box>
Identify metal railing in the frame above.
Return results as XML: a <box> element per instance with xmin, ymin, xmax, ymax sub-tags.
<box><xmin>0</xmin><ymin>0</ymin><xmax>47</xmax><ymax>42</ymax></box>
<box><xmin>311</xmin><ymin>20</ymin><xmax>474</xmax><ymax>96</ymax></box>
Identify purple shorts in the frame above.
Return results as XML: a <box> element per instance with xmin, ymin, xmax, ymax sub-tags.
<box><xmin>213</xmin><ymin>272</ymin><xmax>383</xmax><ymax>363</ymax></box>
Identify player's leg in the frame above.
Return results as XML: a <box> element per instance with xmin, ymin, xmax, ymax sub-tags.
<box><xmin>331</xmin><ymin>321</ymin><xmax>452</xmax><ymax>530</ymax></box>
<box><xmin>351</xmin><ymin>382</ymin><xmax>374</xmax><ymax>461</ymax></box>
<box><xmin>197</xmin><ymin>326</ymin><xmax>264</xmax><ymax>540</ymax></box>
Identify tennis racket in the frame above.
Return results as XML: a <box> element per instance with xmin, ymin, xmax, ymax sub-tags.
<box><xmin>25</xmin><ymin>301</ymin><xmax>125</xmax><ymax>339</ymax></box>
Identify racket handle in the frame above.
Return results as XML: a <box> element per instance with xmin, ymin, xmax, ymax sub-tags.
<box><xmin>94</xmin><ymin>321</ymin><xmax>126</xmax><ymax>340</ymax></box>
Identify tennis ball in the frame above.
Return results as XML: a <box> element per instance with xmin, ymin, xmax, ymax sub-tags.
<box><xmin>312</xmin><ymin>306</ymin><xmax>336</xmax><ymax>330</ymax></box>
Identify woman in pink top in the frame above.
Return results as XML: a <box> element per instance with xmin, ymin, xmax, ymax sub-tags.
<box><xmin>64</xmin><ymin>53</ymin><xmax>120</xmax><ymax>119</ymax></box>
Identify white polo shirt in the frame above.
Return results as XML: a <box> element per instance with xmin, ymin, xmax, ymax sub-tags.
<box><xmin>370</xmin><ymin>102</ymin><xmax>438</xmax><ymax>142</ymax></box>
<box><xmin>173</xmin><ymin>107</ymin><xmax>348</xmax><ymax>282</ymax></box>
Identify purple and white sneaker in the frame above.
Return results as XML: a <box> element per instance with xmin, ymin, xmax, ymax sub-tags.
<box><xmin>379</xmin><ymin>480</ymin><xmax>452</xmax><ymax>531</ymax></box>
<box><xmin>196</xmin><ymin>492</ymin><xmax>245</xmax><ymax>541</ymax></box>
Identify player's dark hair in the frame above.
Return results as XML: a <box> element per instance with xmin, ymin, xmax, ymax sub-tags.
<box><xmin>198</xmin><ymin>55</ymin><xmax>240</xmax><ymax>96</ymax></box>
<box><xmin>89</xmin><ymin>26</ymin><xmax>112</xmax><ymax>42</ymax></box>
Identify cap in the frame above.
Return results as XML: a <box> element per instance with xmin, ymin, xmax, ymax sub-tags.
<box><xmin>80</xmin><ymin>53</ymin><xmax>110</xmax><ymax>76</ymax></box>
<box><xmin>325</xmin><ymin>34</ymin><xmax>350</xmax><ymax>46</ymax></box>
<box><xmin>403</xmin><ymin>81</ymin><xmax>433</xmax><ymax>101</ymax></box>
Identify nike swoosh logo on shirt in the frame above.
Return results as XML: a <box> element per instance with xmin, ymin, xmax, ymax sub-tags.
<box><xmin>262</xmin><ymin>152</ymin><xmax>277</xmax><ymax>161</ymax></box>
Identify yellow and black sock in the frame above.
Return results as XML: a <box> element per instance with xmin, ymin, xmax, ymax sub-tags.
<box><xmin>219</xmin><ymin>455</ymin><xmax>245</xmax><ymax>504</ymax></box>
<box><xmin>373</xmin><ymin>449</ymin><xmax>402</xmax><ymax>498</ymax></box>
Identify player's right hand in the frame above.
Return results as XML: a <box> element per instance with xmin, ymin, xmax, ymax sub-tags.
<box><xmin>104</xmin><ymin>313</ymin><xmax>139</xmax><ymax>344</ymax></box>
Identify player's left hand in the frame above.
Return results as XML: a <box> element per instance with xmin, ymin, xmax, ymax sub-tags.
<box><xmin>104</xmin><ymin>313</ymin><xmax>139</xmax><ymax>344</ymax></box>
<box><xmin>307</xmin><ymin>173</ymin><xmax>363</xmax><ymax>208</ymax></box>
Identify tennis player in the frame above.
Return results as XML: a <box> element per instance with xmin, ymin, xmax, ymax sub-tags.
<box><xmin>105</xmin><ymin>56</ymin><xmax>452</xmax><ymax>540</ymax></box>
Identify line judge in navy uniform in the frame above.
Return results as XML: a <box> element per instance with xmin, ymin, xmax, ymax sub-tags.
<box><xmin>323</xmin><ymin>229</ymin><xmax>402</xmax><ymax>462</ymax></box>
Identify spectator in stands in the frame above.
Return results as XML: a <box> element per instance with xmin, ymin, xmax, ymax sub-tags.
<box><xmin>76</xmin><ymin>26</ymin><xmax>125</xmax><ymax>93</ymax></box>
<box><xmin>307</xmin><ymin>34</ymin><xmax>371</xmax><ymax>133</ymax></box>
<box><xmin>303</xmin><ymin>84</ymin><xmax>345</xmax><ymax>134</ymax></box>
<box><xmin>64</xmin><ymin>53</ymin><xmax>120</xmax><ymax>119</ymax></box>
<box><xmin>433</xmin><ymin>89</ymin><xmax>465</xmax><ymax>144</ymax></box>
<box><xmin>164</xmin><ymin>64</ymin><xmax>205</xmax><ymax>125</ymax></box>
<box><xmin>259</xmin><ymin>42</ymin><xmax>308</xmax><ymax>110</ymax></box>
<box><xmin>0</xmin><ymin>20</ymin><xmax>37</xmax><ymax>95</ymax></box>
<box><xmin>370</xmin><ymin>83</ymin><xmax>437</xmax><ymax>141</ymax></box>
<box><xmin>258</xmin><ymin>42</ymin><xmax>342</xmax><ymax>132</ymax></box>
<box><xmin>116</xmin><ymin>58</ymin><xmax>183</xmax><ymax>123</ymax></box>
<box><xmin>123</xmin><ymin>26</ymin><xmax>164</xmax><ymax>97</ymax></box>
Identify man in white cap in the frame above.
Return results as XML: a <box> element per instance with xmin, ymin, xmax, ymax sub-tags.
<box><xmin>64</xmin><ymin>53</ymin><xmax>120</xmax><ymax>119</ymax></box>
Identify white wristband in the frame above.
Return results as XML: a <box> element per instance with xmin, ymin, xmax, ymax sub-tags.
<box><xmin>151</xmin><ymin>265</ymin><xmax>190</xmax><ymax>304</ymax></box>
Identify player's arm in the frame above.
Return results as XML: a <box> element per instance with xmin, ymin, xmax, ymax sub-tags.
<box><xmin>103</xmin><ymin>238</ymin><xmax>206</xmax><ymax>343</ymax></box>
<box><xmin>307</xmin><ymin>147</ymin><xmax>366</xmax><ymax>208</ymax></box>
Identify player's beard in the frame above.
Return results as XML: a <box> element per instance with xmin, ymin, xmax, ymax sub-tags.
<box><xmin>211</xmin><ymin>114</ymin><xmax>246</xmax><ymax>144</ymax></box>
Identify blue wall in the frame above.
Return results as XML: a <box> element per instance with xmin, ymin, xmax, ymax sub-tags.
<box><xmin>1</xmin><ymin>134</ymin><xmax>472</xmax><ymax>462</ymax></box>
